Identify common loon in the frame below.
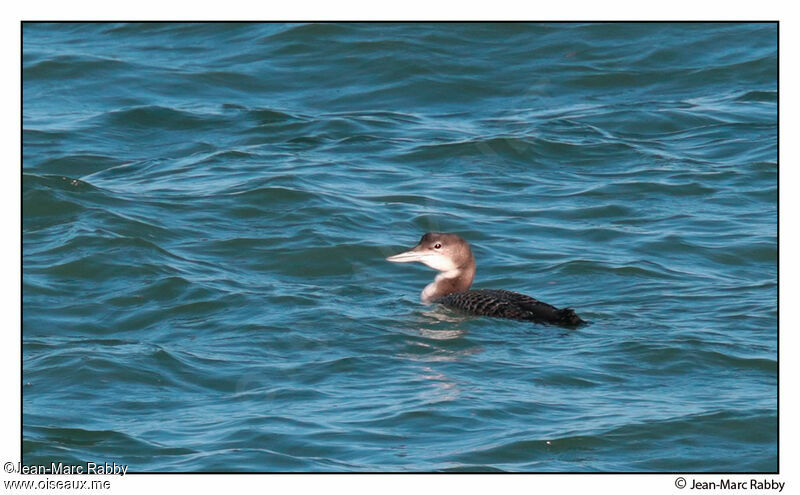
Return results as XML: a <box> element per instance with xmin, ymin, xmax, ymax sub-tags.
<box><xmin>386</xmin><ymin>232</ymin><xmax>584</xmax><ymax>327</ymax></box>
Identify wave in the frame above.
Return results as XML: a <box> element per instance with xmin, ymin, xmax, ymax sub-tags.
<box><xmin>23</xmin><ymin>54</ymin><xmax>137</xmax><ymax>80</ymax></box>
<box><xmin>102</xmin><ymin>105</ymin><xmax>235</xmax><ymax>130</ymax></box>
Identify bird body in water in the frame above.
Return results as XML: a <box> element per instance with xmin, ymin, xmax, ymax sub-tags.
<box><xmin>386</xmin><ymin>232</ymin><xmax>584</xmax><ymax>327</ymax></box>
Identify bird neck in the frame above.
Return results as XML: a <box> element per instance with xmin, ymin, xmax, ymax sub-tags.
<box><xmin>420</xmin><ymin>260</ymin><xmax>475</xmax><ymax>303</ymax></box>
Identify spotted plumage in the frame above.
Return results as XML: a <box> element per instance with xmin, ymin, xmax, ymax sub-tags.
<box><xmin>436</xmin><ymin>289</ymin><xmax>583</xmax><ymax>326</ymax></box>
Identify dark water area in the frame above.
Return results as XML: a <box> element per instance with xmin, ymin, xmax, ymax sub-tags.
<box><xmin>22</xmin><ymin>22</ymin><xmax>777</xmax><ymax>472</ymax></box>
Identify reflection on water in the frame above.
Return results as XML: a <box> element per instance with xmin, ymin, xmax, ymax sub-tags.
<box><xmin>417</xmin><ymin>366</ymin><xmax>463</xmax><ymax>403</ymax></box>
<box><xmin>420</xmin><ymin>307</ymin><xmax>471</xmax><ymax>325</ymax></box>
<box><xmin>416</xmin><ymin>328</ymin><xmax>467</xmax><ymax>340</ymax></box>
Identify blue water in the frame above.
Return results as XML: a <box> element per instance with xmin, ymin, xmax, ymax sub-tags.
<box><xmin>22</xmin><ymin>22</ymin><xmax>777</xmax><ymax>472</ymax></box>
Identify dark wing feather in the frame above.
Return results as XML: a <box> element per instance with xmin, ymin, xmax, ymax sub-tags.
<box><xmin>436</xmin><ymin>289</ymin><xmax>584</xmax><ymax>326</ymax></box>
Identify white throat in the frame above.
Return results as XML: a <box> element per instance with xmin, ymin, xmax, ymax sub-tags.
<box><xmin>421</xmin><ymin>269</ymin><xmax>462</xmax><ymax>303</ymax></box>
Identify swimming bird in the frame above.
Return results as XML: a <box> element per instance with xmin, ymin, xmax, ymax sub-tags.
<box><xmin>386</xmin><ymin>232</ymin><xmax>584</xmax><ymax>326</ymax></box>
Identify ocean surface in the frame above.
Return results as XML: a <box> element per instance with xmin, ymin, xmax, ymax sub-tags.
<box><xmin>22</xmin><ymin>22</ymin><xmax>777</xmax><ymax>472</ymax></box>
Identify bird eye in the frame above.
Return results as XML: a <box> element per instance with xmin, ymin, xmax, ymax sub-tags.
<box><xmin>434</xmin><ymin>243</ymin><xmax>442</xmax><ymax>249</ymax></box>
